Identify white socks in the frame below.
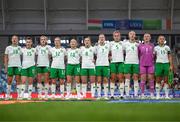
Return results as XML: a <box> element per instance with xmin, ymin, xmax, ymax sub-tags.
<box><xmin>110</xmin><ymin>82</ymin><xmax>115</xmax><ymax>96</ymax></box>
<box><xmin>104</xmin><ymin>83</ymin><xmax>109</xmax><ymax>97</ymax></box>
<box><xmin>82</xmin><ymin>83</ymin><xmax>87</xmax><ymax>97</ymax></box>
<box><xmin>91</xmin><ymin>83</ymin><xmax>96</xmax><ymax>97</ymax></box>
<box><xmin>76</xmin><ymin>83</ymin><xmax>81</xmax><ymax>96</ymax></box>
<box><xmin>28</xmin><ymin>84</ymin><xmax>33</xmax><ymax>97</ymax></box>
<box><xmin>134</xmin><ymin>80</ymin><xmax>139</xmax><ymax>96</ymax></box>
<box><xmin>66</xmin><ymin>83</ymin><xmax>71</xmax><ymax>96</ymax></box>
<box><xmin>164</xmin><ymin>83</ymin><xmax>169</xmax><ymax>97</ymax></box>
<box><xmin>119</xmin><ymin>82</ymin><xmax>124</xmax><ymax>96</ymax></box>
<box><xmin>17</xmin><ymin>84</ymin><xmax>21</xmax><ymax>97</ymax></box>
<box><xmin>21</xmin><ymin>84</ymin><xmax>26</xmax><ymax>98</ymax></box>
<box><xmin>97</xmin><ymin>83</ymin><xmax>101</xmax><ymax>97</ymax></box>
<box><xmin>125</xmin><ymin>79</ymin><xmax>130</xmax><ymax>96</ymax></box>
<box><xmin>7</xmin><ymin>85</ymin><xmax>11</xmax><ymax>96</ymax></box>
<box><xmin>51</xmin><ymin>84</ymin><xmax>56</xmax><ymax>95</ymax></box>
<box><xmin>156</xmin><ymin>83</ymin><xmax>160</xmax><ymax>97</ymax></box>
<box><xmin>60</xmin><ymin>84</ymin><xmax>64</xmax><ymax>95</ymax></box>
<box><xmin>44</xmin><ymin>83</ymin><xmax>49</xmax><ymax>97</ymax></box>
<box><xmin>37</xmin><ymin>83</ymin><xmax>42</xmax><ymax>95</ymax></box>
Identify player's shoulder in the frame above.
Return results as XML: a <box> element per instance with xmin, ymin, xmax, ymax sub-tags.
<box><xmin>90</xmin><ymin>46</ymin><xmax>95</xmax><ymax>49</ymax></box>
<box><xmin>164</xmin><ymin>45</ymin><xmax>170</xmax><ymax>50</ymax></box>
<box><xmin>31</xmin><ymin>47</ymin><xmax>36</xmax><ymax>52</ymax></box>
<box><xmin>66</xmin><ymin>48</ymin><xmax>71</xmax><ymax>51</ymax></box>
<box><xmin>46</xmin><ymin>45</ymin><xmax>52</xmax><ymax>49</ymax></box>
<box><xmin>138</xmin><ymin>43</ymin><xmax>144</xmax><ymax>47</ymax></box>
<box><xmin>149</xmin><ymin>43</ymin><xmax>155</xmax><ymax>47</ymax></box>
<box><xmin>80</xmin><ymin>46</ymin><xmax>85</xmax><ymax>50</ymax></box>
<box><xmin>35</xmin><ymin>45</ymin><xmax>40</xmax><ymax>49</ymax></box>
<box><xmin>50</xmin><ymin>47</ymin><xmax>56</xmax><ymax>50</ymax></box>
<box><xmin>17</xmin><ymin>45</ymin><xmax>21</xmax><ymax>48</ymax></box>
<box><xmin>135</xmin><ymin>41</ymin><xmax>140</xmax><ymax>46</ymax></box>
<box><xmin>104</xmin><ymin>41</ymin><xmax>110</xmax><ymax>48</ymax></box>
<box><xmin>21</xmin><ymin>47</ymin><xmax>25</xmax><ymax>51</ymax></box>
<box><xmin>5</xmin><ymin>45</ymin><xmax>12</xmax><ymax>50</ymax></box>
<box><xmin>154</xmin><ymin>45</ymin><xmax>160</xmax><ymax>50</ymax></box>
<box><xmin>164</xmin><ymin>45</ymin><xmax>170</xmax><ymax>48</ymax></box>
<box><xmin>61</xmin><ymin>47</ymin><xmax>66</xmax><ymax>51</ymax></box>
<box><xmin>77</xmin><ymin>47</ymin><xmax>81</xmax><ymax>52</ymax></box>
<box><xmin>109</xmin><ymin>41</ymin><xmax>114</xmax><ymax>45</ymax></box>
<box><xmin>123</xmin><ymin>40</ymin><xmax>129</xmax><ymax>45</ymax></box>
<box><xmin>105</xmin><ymin>41</ymin><xmax>110</xmax><ymax>45</ymax></box>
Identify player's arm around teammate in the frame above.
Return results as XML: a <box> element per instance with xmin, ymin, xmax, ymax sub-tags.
<box><xmin>49</xmin><ymin>37</ymin><xmax>66</xmax><ymax>99</ymax></box>
<box><xmin>124</xmin><ymin>31</ymin><xmax>139</xmax><ymax>98</ymax></box>
<box><xmin>154</xmin><ymin>35</ymin><xmax>173</xmax><ymax>99</ymax></box>
<box><xmin>138</xmin><ymin>33</ymin><xmax>155</xmax><ymax>98</ymax></box>
<box><xmin>95</xmin><ymin>34</ymin><xmax>110</xmax><ymax>99</ymax></box>
<box><xmin>4</xmin><ymin>35</ymin><xmax>22</xmax><ymax>100</ymax></box>
<box><xmin>66</xmin><ymin>39</ymin><xmax>81</xmax><ymax>99</ymax></box>
<box><xmin>110</xmin><ymin>31</ymin><xmax>125</xmax><ymax>98</ymax></box>
<box><xmin>21</xmin><ymin>37</ymin><xmax>36</xmax><ymax>100</ymax></box>
<box><xmin>36</xmin><ymin>35</ymin><xmax>51</xmax><ymax>99</ymax></box>
<box><xmin>80</xmin><ymin>37</ymin><xmax>96</xmax><ymax>98</ymax></box>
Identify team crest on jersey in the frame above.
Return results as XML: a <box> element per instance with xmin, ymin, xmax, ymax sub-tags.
<box><xmin>105</xmin><ymin>46</ymin><xmax>108</xmax><ymax>49</ymax></box>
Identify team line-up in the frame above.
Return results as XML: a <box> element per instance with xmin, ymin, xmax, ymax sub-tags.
<box><xmin>4</xmin><ymin>30</ymin><xmax>173</xmax><ymax>100</ymax></box>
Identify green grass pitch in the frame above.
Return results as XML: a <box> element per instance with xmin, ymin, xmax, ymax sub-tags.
<box><xmin>0</xmin><ymin>101</ymin><xmax>180</xmax><ymax>122</ymax></box>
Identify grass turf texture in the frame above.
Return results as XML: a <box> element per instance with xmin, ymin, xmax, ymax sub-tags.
<box><xmin>0</xmin><ymin>101</ymin><xmax>179</xmax><ymax>122</ymax></box>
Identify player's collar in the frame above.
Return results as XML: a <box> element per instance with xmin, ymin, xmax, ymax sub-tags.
<box><xmin>26</xmin><ymin>47</ymin><xmax>32</xmax><ymax>49</ymax></box>
<box><xmin>114</xmin><ymin>40</ymin><xmax>120</xmax><ymax>43</ymax></box>
<box><xmin>129</xmin><ymin>40</ymin><xmax>136</xmax><ymax>43</ymax></box>
<box><xmin>85</xmin><ymin>46</ymin><xmax>91</xmax><ymax>48</ymax></box>
<box><xmin>55</xmin><ymin>46</ymin><xmax>61</xmax><ymax>49</ymax></box>
<box><xmin>159</xmin><ymin>44</ymin><xmax>165</xmax><ymax>47</ymax></box>
<box><xmin>99</xmin><ymin>42</ymin><xmax>105</xmax><ymax>46</ymax></box>
<box><xmin>11</xmin><ymin>44</ymin><xmax>18</xmax><ymax>47</ymax></box>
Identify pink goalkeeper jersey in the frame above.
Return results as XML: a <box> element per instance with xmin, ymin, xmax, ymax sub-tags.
<box><xmin>138</xmin><ymin>43</ymin><xmax>154</xmax><ymax>66</ymax></box>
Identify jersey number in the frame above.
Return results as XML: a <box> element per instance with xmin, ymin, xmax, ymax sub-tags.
<box><xmin>161</xmin><ymin>50</ymin><xmax>166</xmax><ymax>54</ymax></box>
<box><xmin>70</xmin><ymin>52</ymin><xmax>75</xmax><ymax>57</ymax></box>
<box><xmin>13</xmin><ymin>50</ymin><xmax>18</xmax><ymax>54</ymax></box>
<box><xmin>85</xmin><ymin>51</ymin><xmax>88</xmax><ymax>56</ymax></box>
<box><xmin>55</xmin><ymin>51</ymin><xmax>61</xmax><ymax>56</ymax></box>
<box><xmin>41</xmin><ymin>50</ymin><xmax>46</xmax><ymax>55</ymax></box>
<box><xmin>27</xmin><ymin>52</ymin><xmax>32</xmax><ymax>56</ymax></box>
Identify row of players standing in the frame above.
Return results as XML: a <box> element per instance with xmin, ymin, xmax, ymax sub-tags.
<box><xmin>4</xmin><ymin>30</ymin><xmax>173</xmax><ymax>100</ymax></box>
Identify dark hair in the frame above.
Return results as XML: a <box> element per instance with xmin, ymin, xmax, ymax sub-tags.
<box><xmin>84</xmin><ymin>36</ymin><xmax>91</xmax><ymax>40</ymax></box>
<box><xmin>12</xmin><ymin>35</ymin><xmax>19</xmax><ymax>39</ymax></box>
<box><xmin>25</xmin><ymin>36</ymin><xmax>32</xmax><ymax>40</ymax></box>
